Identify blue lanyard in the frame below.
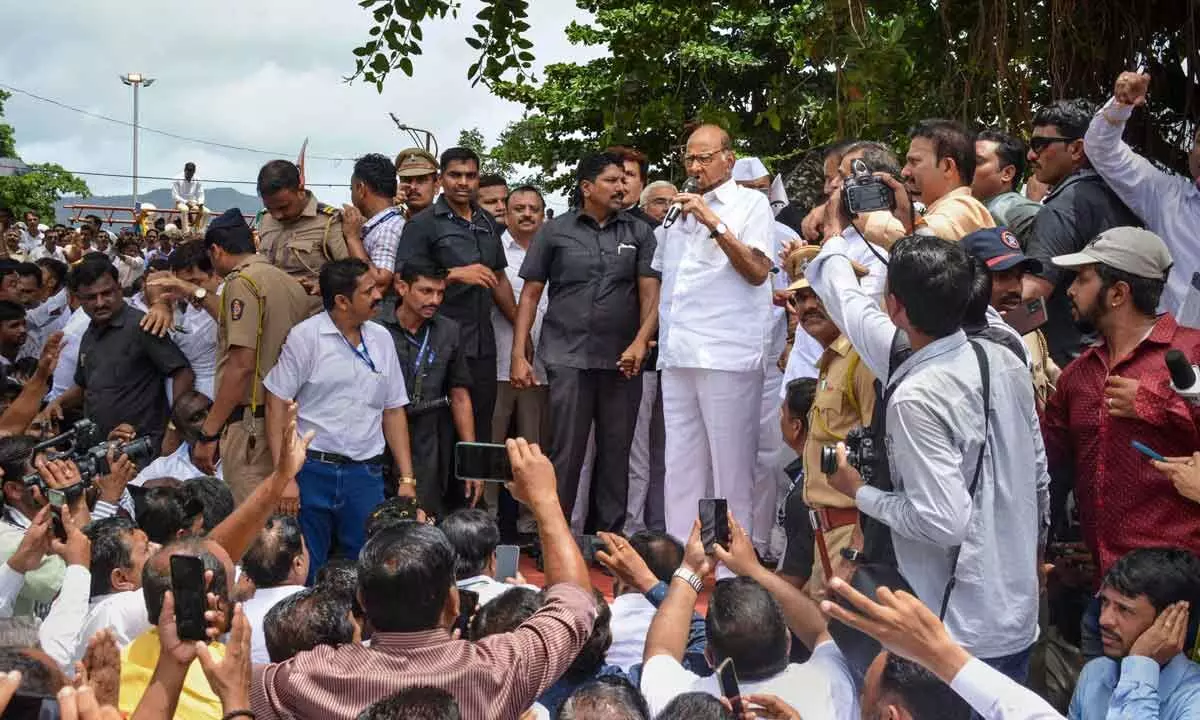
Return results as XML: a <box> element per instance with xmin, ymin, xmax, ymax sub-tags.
<box><xmin>341</xmin><ymin>332</ymin><xmax>378</xmax><ymax>373</ymax></box>
<box><xmin>405</xmin><ymin>325</ymin><xmax>435</xmax><ymax>398</ymax></box>
<box><xmin>363</xmin><ymin>209</ymin><xmax>400</xmax><ymax>239</ymax></box>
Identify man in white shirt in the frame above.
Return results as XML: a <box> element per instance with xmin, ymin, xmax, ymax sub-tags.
<box><xmin>596</xmin><ymin>529</ymin><xmax>685</xmax><ymax>672</ymax></box>
<box><xmin>492</xmin><ymin>187</ymin><xmax>549</xmax><ymax>536</ymax></box>
<box><xmin>441</xmin><ymin>508</ymin><xmax>537</xmax><ymax>607</ymax></box>
<box><xmin>1084</xmin><ymin>70</ymin><xmax>1200</xmax><ymax>316</ymax></box>
<box><xmin>163</xmin><ymin>242</ymin><xmax>220</xmax><ymax>400</ymax></box>
<box><xmin>132</xmin><ymin>391</ymin><xmax>223</xmax><ymax>486</ymax></box>
<box><xmin>653</xmin><ymin>125</ymin><xmax>776</xmax><ymax>546</ymax></box>
<box><xmin>264</xmin><ymin>258</ymin><xmax>415</xmax><ymax>583</ymax></box>
<box><xmin>72</xmin><ymin>517</ymin><xmax>153</xmax><ymax>665</ymax></box>
<box><xmin>641</xmin><ymin>516</ymin><xmax>851</xmax><ymax>720</ymax></box>
<box><xmin>241</xmin><ymin>514</ymin><xmax>309</xmax><ymax>664</ymax></box>
<box><xmin>172</xmin><ymin>162</ymin><xmax>208</xmax><ymax>233</ymax></box>
<box><xmin>48</xmin><ymin>305</ymin><xmax>89</xmax><ymax>402</ymax></box>
<box><xmin>19</xmin><ymin>259</ymin><xmax>70</xmax><ymax>361</ymax></box>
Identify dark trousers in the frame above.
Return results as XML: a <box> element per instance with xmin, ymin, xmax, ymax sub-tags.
<box><xmin>645</xmin><ymin>379</ymin><xmax>666</xmax><ymax>531</ymax></box>
<box><xmin>466</xmin><ymin>355</ymin><xmax>498</xmax><ymax>445</ymax></box>
<box><xmin>546</xmin><ymin>365</ymin><xmax>641</xmax><ymax>533</ymax></box>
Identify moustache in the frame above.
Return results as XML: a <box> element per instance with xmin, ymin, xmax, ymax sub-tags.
<box><xmin>801</xmin><ymin>310</ymin><xmax>827</xmax><ymax>324</ymax></box>
<box><xmin>421</xmin><ymin>305</ymin><xmax>439</xmax><ymax>314</ymax></box>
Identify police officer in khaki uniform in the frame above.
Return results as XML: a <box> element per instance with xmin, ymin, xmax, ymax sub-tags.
<box><xmin>256</xmin><ymin>159</ymin><xmax>369</xmax><ymax>315</ymax></box>
<box><xmin>394</xmin><ymin>148</ymin><xmax>439</xmax><ymax>219</ymax></box>
<box><xmin>192</xmin><ymin>209</ymin><xmax>311</xmax><ymax>504</ymax></box>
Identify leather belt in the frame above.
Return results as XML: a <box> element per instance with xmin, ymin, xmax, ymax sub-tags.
<box><xmin>809</xmin><ymin>507</ymin><xmax>860</xmax><ymax>580</ymax></box>
<box><xmin>229</xmin><ymin>405</ymin><xmax>267</xmax><ymax>421</ymax></box>
<box><xmin>306</xmin><ymin>449</ymin><xmax>387</xmax><ymax>466</ymax></box>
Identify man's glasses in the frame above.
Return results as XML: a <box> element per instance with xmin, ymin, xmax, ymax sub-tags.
<box><xmin>1029</xmin><ymin>136</ymin><xmax>1078</xmax><ymax>153</ymax></box>
<box><xmin>646</xmin><ymin>198</ymin><xmax>672</xmax><ymax>207</ymax></box>
<box><xmin>682</xmin><ymin>151</ymin><xmax>725</xmax><ymax>167</ymax></box>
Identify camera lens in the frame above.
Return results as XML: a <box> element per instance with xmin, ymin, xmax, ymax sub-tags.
<box><xmin>820</xmin><ymin>445</ymin><xmax>839</xmax><ymax>475</ymax></box>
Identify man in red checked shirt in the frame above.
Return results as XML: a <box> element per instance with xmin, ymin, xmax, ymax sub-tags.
<box><xmin>1042</xmin><ymin>226</ymin><xmax>1200</xmax><ymax>658</ymax></box>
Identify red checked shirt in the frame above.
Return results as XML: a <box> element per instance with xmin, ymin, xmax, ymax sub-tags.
<box><xmin>1043</xmin><ymin>313</ymin><xmax>1200</xmax><ymax>580</ymax></box>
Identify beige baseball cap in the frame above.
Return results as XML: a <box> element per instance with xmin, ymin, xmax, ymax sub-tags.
<box><xmin>1051</xmin><ymin>226</ymin><xmax>1173</xmax><ymax>280</ymax></box>
<box><xmin>785</xmin><ymin>245</ymin><xmax>868</xmax><ymax>292</ymax></box>
<box><xmin>395</xmin><ymin>148</ymin><xmax>438</xmax><ymax>178</ymax></box>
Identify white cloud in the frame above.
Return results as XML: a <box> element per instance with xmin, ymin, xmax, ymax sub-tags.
<box><xmin>0</xmin><ymin>0</ymin><xmax>598</xmax><ymax>209</ymax></box>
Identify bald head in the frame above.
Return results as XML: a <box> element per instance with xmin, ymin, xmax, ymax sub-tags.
<box><xmin>684</xmin><ymin>124</ymin><xmax>735</xmax><ymax>192</ymax></box>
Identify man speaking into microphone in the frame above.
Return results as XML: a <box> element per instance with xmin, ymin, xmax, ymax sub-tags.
<box><xmin>652</xmin><ymin>124</ymin><xmax>776</xmax><ymax>549</ymax></box>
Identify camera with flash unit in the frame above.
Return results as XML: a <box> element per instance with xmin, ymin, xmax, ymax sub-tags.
<box><xmin>841</xmin><ymin>159</ymin><xmax>896</xmax><ymax>217</ymax></box>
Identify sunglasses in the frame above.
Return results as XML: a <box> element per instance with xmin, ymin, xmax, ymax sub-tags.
<box><xmin>1029</xmin><ymin>135</ymin><xmax>1079</xmax><ymax>153</ymax></box>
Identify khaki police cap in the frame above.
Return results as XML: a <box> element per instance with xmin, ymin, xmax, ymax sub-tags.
<box><xmin>395</xmin><ymin>148</ymin><xmax>439</xmax><ymax>178</ymax></box>
<box><xmin>785</xmin><ymin>245</ymin><xmax>868</xmax><ymax>292</ymax></box>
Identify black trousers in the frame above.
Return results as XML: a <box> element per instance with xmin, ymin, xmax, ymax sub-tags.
<box><xmin>466</xmin><ymin>355</ymin><xmax>498</xmax><ymax>446</ymax></box>
<box><xmin>546</xmin><ymin>365</ymin><xmax>641</xmax><ymax>533</ymax></box>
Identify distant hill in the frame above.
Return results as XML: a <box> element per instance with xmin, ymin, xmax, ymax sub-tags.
<box><xmin>54</xmin><ymin>187</ymin><xmax>261</xmax><ymax>226</ymax></box>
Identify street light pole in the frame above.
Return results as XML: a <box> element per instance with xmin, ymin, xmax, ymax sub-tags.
<box><xmin>120</xmin><ymin>73</ymin><xmax>155</xmax><ymax>209</ymax></box>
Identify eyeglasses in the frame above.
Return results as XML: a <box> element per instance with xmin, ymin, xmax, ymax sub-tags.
<box><xmin>682</xmin><ymin>150</ymin><xmax>726</xmax><ymax>167</ymax></box>
<box><xmin>646</xmin><ymin>197</ymin><xmax>672</xmax><ymax>207</ymax></box>
<box><xmin>1029</xmin><ymin>136</ymin><xmax>1078</xmax><ymax>153</ymax></box>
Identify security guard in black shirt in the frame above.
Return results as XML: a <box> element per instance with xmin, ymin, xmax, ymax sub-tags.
<box><xmin>384</xmin><ymin>258</ymin><xmax>481</xmax><ymax>517</ymax></box>
<box><xmin>510</xmin><ymin>152</ymin><xmax>661</xmax><ymax>532</ymax></box>
<box><xmin>396</xmin><ymin>147</ymin><xmax>517</xmax><ymax>446</ymax></box>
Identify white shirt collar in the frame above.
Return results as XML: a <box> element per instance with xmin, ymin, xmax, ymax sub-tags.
<box><xmin>3</xmin><ymin>506</ymin><xmax>31</xmax><ymax>529</ymax></box>
<box><xmin>705</xmin><ymin>177</ymin><xmax>741</xmax><ymax>205</ymax></box>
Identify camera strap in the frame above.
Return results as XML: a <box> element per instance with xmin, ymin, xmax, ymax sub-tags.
<box><xmin>938</xmin><ymin>340</ymin><xmax>990</xmax><ymax>621</ymax></box>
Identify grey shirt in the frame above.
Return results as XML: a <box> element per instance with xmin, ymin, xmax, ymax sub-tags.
<box><xmin>983</xmin><ymin>191</ymin><xmax>1041</xmax><ymax>251</ymax></box>
<box><xmin>807</xmin><ymin>233</ymin><xmax>1050</xmax><ymax>660</ymax></box>
<box><xmin>519</xmin><ymin>209</ymin><xmax>659</xmax><ymax>370</ymax></box>
<box><xmin>74</xmin><ymin>302</ymin><xmax>190</xmax><ymax>450</ymax></box>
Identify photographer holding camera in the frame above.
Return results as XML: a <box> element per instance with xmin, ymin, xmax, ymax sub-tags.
<box><xmin>804</xmin><ymin>231</ymin><xmax>1049</xmax><ymax>683</ymax></box>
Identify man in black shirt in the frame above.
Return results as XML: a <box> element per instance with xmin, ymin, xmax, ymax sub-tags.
<box><xmin>1023</xmin><ymin>99</ymin><xmax>1142</xmax><ymax>366</ymax></box>
<box><xmin>396</xmin><ymin>147</ymin><xmax>517</xmax><ymax>445</ymax></box>
<box><xmin>511</xmin><ymin>152</ymin><xmax>660</xmax><ymax>532</ymax></box>
<box><xmin>384</xmin><ymin>259</ymin><xmax>479</xmax><ymax>516</ymax></box>
<box><xmin>44</xmin><ymin>255</ymin><xmax>193</xmax><ymax>452</ymax></box>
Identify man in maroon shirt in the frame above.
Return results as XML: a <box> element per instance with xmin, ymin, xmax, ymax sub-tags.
<box><xmin>1043</xmin><ymin>226</ymin><xmax>1200</xmax><ymax>656</ymax></box>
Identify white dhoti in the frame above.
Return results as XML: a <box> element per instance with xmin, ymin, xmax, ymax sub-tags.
<box><xmin>662</xmin><ymin>367</ymin><xmax>764</xmax><ymax>545</ymax></box>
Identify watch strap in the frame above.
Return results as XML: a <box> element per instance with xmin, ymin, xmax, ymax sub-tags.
<box><xmin>672</xmin><ymin>567</ymin><xmax>704</xmax><ymax>594</ymax></box>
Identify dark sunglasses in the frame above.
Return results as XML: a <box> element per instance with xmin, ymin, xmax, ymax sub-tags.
<box><xmin>1029</xmin><ymin>135</ymin><xmax>1078</xmax><ymax>153</ymax></box>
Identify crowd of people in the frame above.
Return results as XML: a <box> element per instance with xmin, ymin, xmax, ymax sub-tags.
<box><xmin>0</xmin><ymin>68</ymin><xmax>1197</xmax><ymax>719</ymax></box>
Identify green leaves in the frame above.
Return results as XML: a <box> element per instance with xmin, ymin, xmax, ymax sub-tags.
<box><xmin>0</xmin><ymin>92</ymin><xmax>89</xmax><ymax>218</ymax></box>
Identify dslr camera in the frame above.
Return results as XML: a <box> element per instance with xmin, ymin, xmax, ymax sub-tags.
<box><xmin>841</xmin><ymin>159</ymin><xmax>896</xmax><ymax>217</ymax></box>
<box><xmin>819</xmin><ymin>426</ymin><xmax>882</xmax><ymax>485</ymax></box>
<box><xmin>22</xmin><ymin>419</ymin><xmax>156</xmax><ymax>492</ymax></box>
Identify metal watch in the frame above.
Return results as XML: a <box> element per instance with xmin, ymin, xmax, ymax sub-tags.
<box><xmin>191</xmin><ymin>287</ymin><xmax>208</xmax><ymax>305</ymax></box>
<box><xmin>840</xmin><ymin>547</ymin><xmax>865</xmax><ymax>564</ymax></box>
<box><xmin>711</xmin><ymin>221</ymin><xmax>729</xmax><ymax>238</ymax></box>
<box><xmin>672</xmin><ymin>567</ymin><xmax>704</xmax><ymax>594</ymax></box>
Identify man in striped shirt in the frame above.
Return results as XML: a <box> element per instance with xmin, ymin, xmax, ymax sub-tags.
<box><xmin>250</xmin><ymin>438</ymin><xmax>598</xmax><ymax>720</ymax></box>
<box><xmin>345</xmin><ymin>154</ymin><xmax>405</xmax><ymax>294</ymax></box>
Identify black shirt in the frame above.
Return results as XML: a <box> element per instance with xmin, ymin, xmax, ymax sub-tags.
<box><xmin>396</xmin><ymin>196</ymin><xmax>507</xmax><ymax>359</ymax></box>
<box><xmin>74</xmin><ymin>303</ymin><xmax>190</xmax><ymax>448</ymax></box>
<box><xmin>384</xmin><ymin>313</ymin><xmax>473</xmax><ymax>407</ymax></box>
<box><xmin>779</xmin><ymin>457</ymin><xmax>815</xmax><ymax>579</ymax></box>
<box><xmin>519</xmin><ymin>209</ymin><xmax>659</xmax><ymax>370</ymax></box>
<box><xmin>1027</xmin><ymin>169</ymin><xmax>1142</xmax><ymax>366</ymax></box>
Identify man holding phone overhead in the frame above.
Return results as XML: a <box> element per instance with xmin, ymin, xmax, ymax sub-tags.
<box><xmin>1042</xmin><ymin>226</ymin><xmax>1200</xmax><ymax>656</ymax></box>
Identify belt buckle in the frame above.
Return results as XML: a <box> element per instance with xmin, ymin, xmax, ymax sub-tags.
<box><xmin>809</xmin><ymin>508</ymin><xmax>833</xmax><ymax>532</ymax></box>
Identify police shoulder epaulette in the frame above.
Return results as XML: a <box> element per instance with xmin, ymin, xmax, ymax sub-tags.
<box><xmin>316</xmin><ymin>203</ymin><xmax>340</xmax><ymax>217</ymax></box>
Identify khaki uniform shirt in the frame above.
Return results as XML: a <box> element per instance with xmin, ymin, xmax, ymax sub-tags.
<box><xmin>217</xmin><ymin>255</ymin><xmax>311</xmax><ymax>410</ymax></box>
<box><xmin>802</xmin><ymin>335</ymin><xmax>878</xmax><ymax>509</ymax></box>
<box><xmin>258</xmin><ymin>191</ymin><xmax>349</xmax><ymax>313</ymax></box>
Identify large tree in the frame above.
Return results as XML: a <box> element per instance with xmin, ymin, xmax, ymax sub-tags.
<box><xmin>0</xmin><ymin>90</ymin><xmax>89</xmax><ymax>220</ymax></box>
<box><xmin>352</xmin><ymin>0</ymin><xmax>1198</xmax><ymax>201</ymax></box>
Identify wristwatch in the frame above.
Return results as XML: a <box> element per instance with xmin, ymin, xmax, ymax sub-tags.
<box><xmin>191</xmin><ymin>287</ymin><xmax>208</xmax><ymax>306</ymax></box>
<box><xmin>710</xmin><ymin>221</ymin><xmax>729</xmax><ymax>238</ymax></box>
<box><xmin>197</xmin><ymin>428</ymin><xmax>222</xmax><ymax>443</ymax></box>
<box><xmin>672</xmin><ymin>567</ymin><xmax>704</xmax><ymax>594</ymax></box>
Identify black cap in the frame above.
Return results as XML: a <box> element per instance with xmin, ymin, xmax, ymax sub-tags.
<box><xmin>960</xmin><ymin>227</ymin><xmax>1042</xmax><ymax>273</ymax></box>
<box><xmin>204</xmin><ymin>208</ymin><xmax>251</xmax><ymax>249</ymax></box>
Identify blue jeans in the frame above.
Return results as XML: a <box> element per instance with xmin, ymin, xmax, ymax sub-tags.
<box><xmin>297</xmin><ymin>457</ymin><xmax>385</xmax><ymax>584</ymax></box>
<box><xmin>981</xmin><ymin>644</ymin><xmax>1034</xmax><ymax>685</ymax></box>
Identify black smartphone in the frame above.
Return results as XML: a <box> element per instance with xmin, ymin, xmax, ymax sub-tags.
<box><xmin>47</xmin><ymin>489</ymin><xmax>67</xmax><ymax>543</ymax></box>
<box><xmin>456</xmin><ymin>588</ymin><xmax>479</xmax><ymax>637</ymax></box>
<box><xmin>455</xmin><ymin>442</ymin><xmax>512</xmax><ymax>482</ymax></box>
<box><xmin>716</xmin><ymin>657</ymin><xmax>744</xmax><ymax>715</ymax></box>
<box><xmin>1004</xmin><ymin>297</ymin><xmax>1049</xmax><ymax>336</ymax></box>
<box><xmin>495</xmin><ymin>544</ymin><xmax>520</xmax><ymax>583</ymax></box>
<box><xmin>699</xmin><ymin>498</ymin><xmax>730</xmax><ymax>554</ymax></box>
<box><xmin>169</xmin><ymin>554</ymin><xmax>209</xmax><ymax>642</ymax></box>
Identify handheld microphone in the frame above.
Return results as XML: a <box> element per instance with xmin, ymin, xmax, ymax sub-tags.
<box><xmin>1165</xmin><ymin>349</ymin><xmax>1200</xmax><ymax>405</ymax></box>
<box><xmin>662</xmin><ymin>177</ymin><xmax>699</xmax><ymax>228</ymax></box>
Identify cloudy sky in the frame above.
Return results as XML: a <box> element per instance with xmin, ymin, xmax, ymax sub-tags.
<box><xmin>0</xmin><ymin>0</ymin><xmax>595</xmax><ymax>211</ymax></box>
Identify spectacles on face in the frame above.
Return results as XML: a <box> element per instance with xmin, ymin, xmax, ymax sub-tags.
<box><xmin>1029</xmin><ymin>136</ymin><xmax>1077</xmax><ymax>154</ymax></box>
<box><xmin>682</xmin><ymin>150</ymin><xmax>725</xmax><ymax>167</ymax></box>
<box><xmin>646</xmin><ymin>197</ymin><xmax>672</xmax><ymax>208</ymax></box>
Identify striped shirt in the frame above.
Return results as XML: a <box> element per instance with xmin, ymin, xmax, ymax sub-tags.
<box><xmin>250</xmin><ymin>582</ymin><xmax>596</xmax><ymax>720</ymax></box>
<box><xmin>362</xmin><ymin>207</ymin><xmax>405</xmax><ymax>273</ymax></box>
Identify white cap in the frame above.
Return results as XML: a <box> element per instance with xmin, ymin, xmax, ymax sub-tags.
<box><xmin>733</xmin><ymin>157</ymin><xmax>769</xmax><ymax>182</ymax></box>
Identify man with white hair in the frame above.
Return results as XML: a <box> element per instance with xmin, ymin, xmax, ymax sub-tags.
<box><xmin>639</xmin><ymin>181</ymin><xmax>677</xmax><ymax>226</ymax></box>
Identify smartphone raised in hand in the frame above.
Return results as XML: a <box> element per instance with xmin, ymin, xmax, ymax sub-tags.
<box><xmin>47</xmin><ymin>488</ymin><xmax>67</xmax><ymax>543</ymax></box>
<box><xmin>699</xmin><ymin>498</ymin><xmax>730</xmax><ymax>554</ymax></box>
<box><xmin>716</xmin><ymin>657</ymin><xmax>744</xmax><ymax>715</ymax></box>
<box><xmin>169</xmin><ymin>555</ymin><xmax>209</xmax><ymax>642</ymax></box>
<box><xmin>455</xmin><ymin>442</ymin><xmax>512</xmax><ymax>482</ymax></box>
<box><xmin>495</xmin><ymin>544</ymin><xmax>520</xmax><ymax>583</ymax></box>
<box><xmin>455</xmin><ymin>588</ymin><xmax>480</xmax><ymax>638</ymax></box>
